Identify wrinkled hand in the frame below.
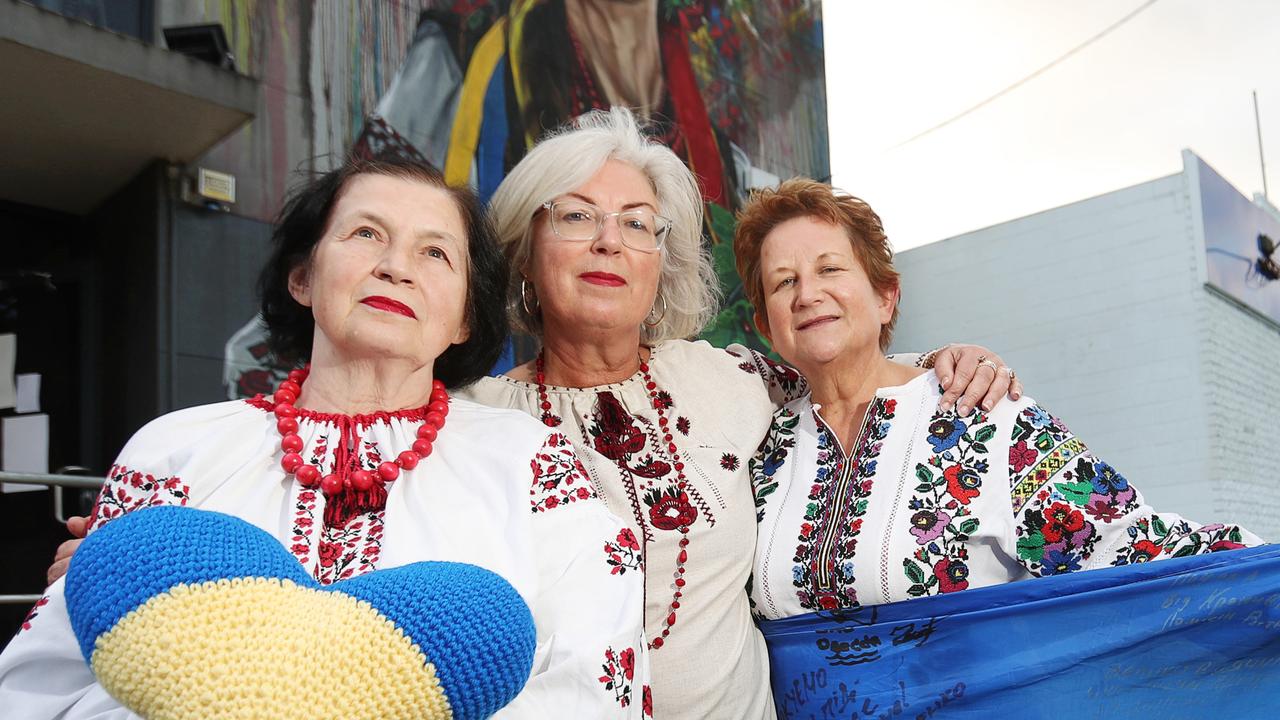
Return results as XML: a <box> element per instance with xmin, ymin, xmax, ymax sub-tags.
<box><xmin>47</xmin><ymin>515</ymin><xmax>88</xmax><ymax>585</ymax></box>
<box><xmin>933</xmin><ymin>344</ymin><xmax>1023</xmax><ymax>415</ymax></box>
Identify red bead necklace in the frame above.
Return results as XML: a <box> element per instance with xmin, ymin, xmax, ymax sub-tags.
<box><xmin>534</xmin><ymin>350</ymin><xmax>691</xmax><ymax>650</ymax></box>
<box><xmin>533</xmin><ymin>354</ymin><xmax>562</xmax><ymax>427</ymax></box>
<box><xmin>271</xmin><ymin>366</ymin><xmax>449</xmax><ymax>497</ymax></box>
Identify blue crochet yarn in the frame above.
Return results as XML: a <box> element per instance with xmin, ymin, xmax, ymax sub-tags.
<box><xmin>340</xmin><ymin>561</ymin><xmax>537</xmax><ymax>718</ymax></box>
<box><xmin>65</xmin><ymin>505</ymin><xmax>537</xmax><ymax>720</ymax></box>
<box><xmin>65</xmin><ymin>506</ymin><xmax>310</xmax><ymax>662</ymax></box>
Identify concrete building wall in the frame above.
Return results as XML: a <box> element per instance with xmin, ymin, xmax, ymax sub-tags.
<box><xmin>888</xmin><ymin>170</ymin><xmax>1218</xmax><ymax>522</ymax></box>
<box><xmin>157</xmin><ymin>1</ymin><xmax>430</xmax><ymax>223</ymax></box>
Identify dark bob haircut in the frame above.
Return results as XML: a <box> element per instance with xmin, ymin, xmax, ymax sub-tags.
<box><xmin>257</xmin><ymin>153</ymin><xmax>510</xmax><ymax>389</ymax></box>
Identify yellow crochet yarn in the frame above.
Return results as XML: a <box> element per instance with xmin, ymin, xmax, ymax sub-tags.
<box><xmin>93</xmin><ymin>577</ymin><xmax>452</xmax><ymax>720</ymax></box>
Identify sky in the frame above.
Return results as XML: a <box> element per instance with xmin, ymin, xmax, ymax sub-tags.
<box><xmin>823</xmin><ymin>0</ymin><xmax>1280</xmax><ymax>251</ymax></box>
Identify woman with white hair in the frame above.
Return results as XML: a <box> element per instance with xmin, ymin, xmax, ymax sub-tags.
<box><xmin>459</xmin><ymin>107</ymin><xmax>1020</xmax><ymax>718</ymax></box>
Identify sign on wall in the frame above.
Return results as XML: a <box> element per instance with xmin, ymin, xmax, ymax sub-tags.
<box><xmin>1198</xmin><ymin>154</ymin><xmax>1280</xmax><ymax>325</ymax></box>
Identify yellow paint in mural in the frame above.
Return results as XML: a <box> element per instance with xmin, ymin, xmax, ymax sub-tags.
<box><xmin>445</xmin><ymin>18</ymin><xmax>509</xmax><ymax>188</ymax></box>
<box><xmin>508</xmin><ymin>0</ymin><xmax>542</xmax><ymax>148</ymax></box>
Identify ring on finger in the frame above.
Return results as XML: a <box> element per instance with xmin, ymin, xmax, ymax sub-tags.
<box><xmin>999</xmin><ymin>365</ymin><xmax>1014</xmax><ymax>378</ymax></box>
<box><xmin>977</xmin><ymin>359</ymin><xmax>999</xmax><ymax>374</ymax></box>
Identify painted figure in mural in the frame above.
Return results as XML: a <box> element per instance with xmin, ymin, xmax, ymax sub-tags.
<box><xmin>459</xmin><ymin>107</ymin><xmax>1020</xmax><ymax>719</ymax></box>
<box><xmin>733</xmin><ymin>178</ymin><xmax>1264</xmax><ymax>620</ymax></box>
<box><xmin>355</xmin><ymin>0</ymin><xmax>828</xmax><ymax>354</ymax></box>
<box><xmin>6</xmin><ymin>155</ymin><xmax>650</xmax><ymax>718</ymax></box>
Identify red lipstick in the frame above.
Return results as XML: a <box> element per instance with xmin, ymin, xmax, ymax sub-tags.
<box><xmin>579</xmin><ymin>272</ymin><xmax>626</xmax><ymax>287</ymax></box>
<box><xmin>360</xmin><ymin>296</ymin><xmax>417</xmax><ymax>319</ymax></box>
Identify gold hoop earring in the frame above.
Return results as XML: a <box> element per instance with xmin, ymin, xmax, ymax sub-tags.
<box><xmin>521</xmin><ymin>278</ymin><xmax>540</xmax><ymax>318</ymax></box>
<box><xmin>644</xmin><ymin>293</ymin><xmax>667</xmax><ymax>327</ymax></box>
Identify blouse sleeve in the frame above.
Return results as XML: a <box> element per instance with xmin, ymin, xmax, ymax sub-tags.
<box><xmin>0</xmin><ymin>417</ymin><xmax>192</xmax><ymax>717</ymax></box>
<box><xmin>725</xmin><ymin>344</ymin><xmax>808</xmax><ymax>407</ymax></box>
<box><xmin>86</xmin><ymin>417</ymin><xmax>191</xmax><ymax>533</ymax></box>
<box><xmin>495</xmin><ymin>431</ymin><xmax>651</xmax><ymax>719</ymax></box>
<box><xmin>0</xmin><ymin>579</ymin><xmax>142</xmax><ymax>719</ymax></box>
<box><xmin>1004</xmin><ymin>400</ymin><xmax>1265</xmax><ymax>576</ymax></box>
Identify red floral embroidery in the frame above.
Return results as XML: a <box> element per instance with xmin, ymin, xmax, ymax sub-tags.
<box><xmin>933</xmin><ymin>557</ymin><xmax>970</xmax><ymax>593</ymax></box>
<box><xmin>720</xmin><ymin>453</ymin><xmax>740</xmax><ymax>472</ymax></box>
<box><xmin>599</xmin><ymin>645</ymin><xmax>636</xmax><ymax>708</ymax></box>
<box><xmin>646</xmin><ymin>487</ymin><xmax>697</xmax><ymax>530</ymax></box>
<box><xmin>604</xmin><ymin>528</ymin><xmax>643</xmax><ymax>575</ymax></box>
<box><xmin>530</xmin><ymin>432</ymin><xmax>597</xmax><ymax>513</ymax></box>
<box><xmin>1009</xmin><ymin>439</ymin><xmax>1038</xmax><ymax>473</ymax></box>
<box><xmin>20</xmin><ymin>596</ymin><xmax>49</xmax><ymax>633</ymax></box>
<box><xmin>88</xmin><ymin>465</ymin><xmax>190</xmax><ymax>532</ymax></box>
<box><xmin>643</xmin><ymin>684</ymin><xmax>653</xmax><ymax>716</ymax></box>
<box><xmin>943</xmin><ymin>464</ymin><xmax>981</xmax><ymax>505</ymax></box>
<box><xmin>1041</xmin><ymin>502</ymin><xmax>1086</xmax><ymax>543</ymax></box>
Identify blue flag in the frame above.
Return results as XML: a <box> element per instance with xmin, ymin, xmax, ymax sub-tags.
<box><xmin>758</xmin><ymin>545</ymin><xmax>1280</xmax><ymax>719</ymax></box>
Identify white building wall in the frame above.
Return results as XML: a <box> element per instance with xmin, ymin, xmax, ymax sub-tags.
<box><xmin>888</xmin><ymin>170</ymin><xmax>1218</xmax><ymax>523</ymax></box>
<box><xmin>1196</xmin><ymin>290</ymin><xmax>1280</xmax><ymax>538</ymax></box>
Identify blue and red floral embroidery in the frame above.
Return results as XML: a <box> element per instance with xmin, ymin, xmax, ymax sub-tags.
<box><xmin>904</xmin><ymin>399</ymin><xmax>995</xmax><ymax>597</ymax></box>
<box><xmin>88</xmin><ymin>465</ymin><xmax>190</xmax><ymax>532</ymax></box>
<box><xmin>530</xmin><ymin>432</ymin><xmax>596</xmax><ymax>513</ymax></box>
<box><xmin>749</xmin><ymin>408</ymin><xmax>798</xmax><ymax>522</ymax></box>
<box><xmin>1011</xmin><ymin>406</ymin><xmax>1138</xmax><ymax>576</ymax></box>
<box><xmin>1112</xmin><ymin>517</ymin><xmax>1247</xmax><ymax>566</ymax></box>
<box><xmin>792</xmin><ymin>397</ymin><xmax>896</xmax><ymax>610</ymax></box>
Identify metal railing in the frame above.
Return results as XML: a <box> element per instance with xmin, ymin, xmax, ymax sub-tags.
<box><xmin>1</xmin><ymin>471</ymin><xmax>105</xmax><ymax>605</ymax></box>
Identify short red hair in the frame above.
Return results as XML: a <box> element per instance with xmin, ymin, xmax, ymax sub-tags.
<box><xmin>734</xmin><ymin>178</ymin><xmax>900</xmax><ymax>351</ymax></box>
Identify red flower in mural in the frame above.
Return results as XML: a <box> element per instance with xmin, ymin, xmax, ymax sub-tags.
<box><xmin>1041</xmin><ymin>502</ymin><xmax>1086</xmax><ymax>543</ymax></box>
<box><xmin>237</xmin><ymin>369</ymin><xmax>276</xmax><ymax>398</ymax></box>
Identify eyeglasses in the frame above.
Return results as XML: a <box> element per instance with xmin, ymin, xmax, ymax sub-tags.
<box><xmin>541</xmin><ymin>200</ymin><xmax>672</xmax><ymax>253</ymax></box>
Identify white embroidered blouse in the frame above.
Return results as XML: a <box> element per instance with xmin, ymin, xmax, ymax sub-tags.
<box><xmin>748</xmin><ymin>370</ymin><xmax>1265</xmax><ymax>620</ymax></box>
<box><xmin>462</xmin><ymin>339</ymin><xmax>806</xmax><ymax>720</ymax></box>
<box><xmin>0</xmin><ymin>397</ymin><xmax>649</xmax><ymax>718</ymax></box>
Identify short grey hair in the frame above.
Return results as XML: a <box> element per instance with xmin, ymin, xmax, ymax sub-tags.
<box><xmin>487</xmin><ymin>107</ymin><xmax>719</xmax><ymax>344</ymax></box>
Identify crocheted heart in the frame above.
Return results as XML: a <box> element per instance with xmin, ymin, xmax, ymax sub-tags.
<box><xmin>65</xmin><ymin>505</ymin><xmax>536</xmax><ymax>720</ymax></box>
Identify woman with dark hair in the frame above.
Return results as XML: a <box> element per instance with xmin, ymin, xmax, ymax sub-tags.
<box><xmin>0</xmin><ymin>154</ymin><xmax>648</xmax><ymax>718</ymax></box>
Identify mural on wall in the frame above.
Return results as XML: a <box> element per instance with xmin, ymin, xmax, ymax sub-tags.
<box><xmin>214</xmin><ymin>0</ymin><xmax>829</xmax><ymax>398</ymax></box>
<box><xmin>355</xmin><ymin>0</ymin><xmax>830</xmax><ymax>356</ymax></box>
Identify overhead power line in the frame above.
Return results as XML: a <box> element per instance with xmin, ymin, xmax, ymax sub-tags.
<box><xmin>894</xmin><ymin>0</ymin><xmax>1162</xmax><ymax>148</ymax></box>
